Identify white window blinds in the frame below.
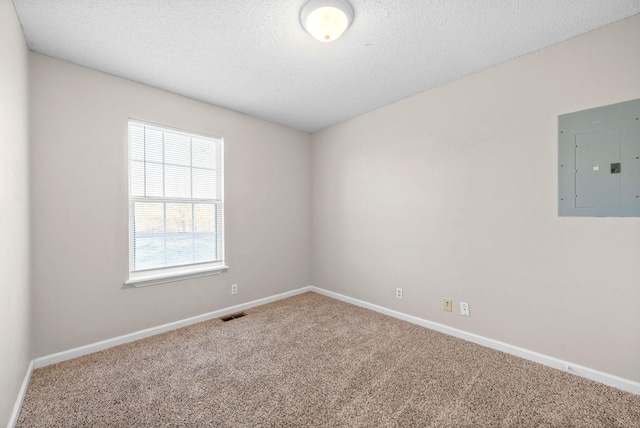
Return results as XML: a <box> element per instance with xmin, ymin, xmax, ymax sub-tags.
<box><xmin>128</xmin><ymin>121</ymin><xmax>224</xmax><ymax>276</ymax></box>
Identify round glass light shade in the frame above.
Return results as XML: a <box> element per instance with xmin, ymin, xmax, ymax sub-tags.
<box><xmin>301</xmin><ymin>0</ymin><xmax>353</xmax><ymax>42</ymax></box>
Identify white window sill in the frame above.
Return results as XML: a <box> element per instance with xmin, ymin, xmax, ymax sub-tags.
<box><xmin>125</xmin><ymin>265</ymin><xmax>229</xmax><ymax>287</ymax></box>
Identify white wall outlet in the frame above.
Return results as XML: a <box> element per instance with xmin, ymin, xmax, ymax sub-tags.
<box><xmin>459</xmin><ymin>302</ymin><xmax>470</xmax><ymax>316</ymax></box>
<box><xmin>396</xmin><ymin>288</ymin><xmax>403</xmax><ymax>299</ymax></box>
<box><xmin>231</xmin><ymin>284</ymin><xmax>238</xmax><ymax>295</ymax></box>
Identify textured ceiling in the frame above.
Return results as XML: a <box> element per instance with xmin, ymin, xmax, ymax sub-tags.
<box><xmin>12</xmin><ymin>0</ymin><xmax>640</xmax><ymax>133</ymax></box>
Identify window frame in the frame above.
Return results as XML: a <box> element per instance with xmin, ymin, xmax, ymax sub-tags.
<box><xmin>125</xmin><ymin>119</ymin><xmax>227</xmax><ymax>287</ymax></box>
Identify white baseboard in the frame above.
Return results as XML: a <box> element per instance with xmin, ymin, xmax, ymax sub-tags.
<box><xmin>309</xmin><ymin>286</ymin><xmax>640</xmax><ymax>396</ymax></box>
<box><xmin>8</xmin><ymin>359</ymin><xmax>34</xmax><ymax>428</ymax></box>
<box><xmin>33</xmin><ymin>286</ymin><xmax>313</xmax><ymax>369</ymax></box>
<box><xmin>29</xmin><ymin>284</ymin><xmax>639</xmax><ymax>396</ymax></box>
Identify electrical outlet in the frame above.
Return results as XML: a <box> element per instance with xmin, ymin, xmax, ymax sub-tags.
<box><xmin>444</xmin><ymin>299</ymin><xmax>452</xmax><ymax>312</ymax></box>
<box><xmin>459</xmin><ymin>302</ymin><xmax>470</xmax><ymax>316</ymax></box>
<box><xmin>231</xmin><ymin>284</ymin><xmax>238</xmax><ymax>295</ymax></box>
<box><xmin>396</xmin><ymin>288</ymin><xmax>403</xmax><ymax>299</ymax></box>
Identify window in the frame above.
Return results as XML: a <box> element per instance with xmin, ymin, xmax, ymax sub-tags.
<box><xmin>126</xmin><ymin>120</ymin><xmax>226</xmax><ymax>286</ymax></box>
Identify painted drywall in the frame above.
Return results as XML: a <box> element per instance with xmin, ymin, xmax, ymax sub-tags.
<box><xmin>30</xmin><ymin>53</ymin><xmax>311</xmax><ymax>356</ymax></box>
<box><xmin>311</xmin><ymin>14</ymin><xmax>640</xmax><ymax>382</ymax></box>
<box><xmin>0</xmin><ymin>0</ymin><xmax>31</xmax><ymax>425</ymax></box>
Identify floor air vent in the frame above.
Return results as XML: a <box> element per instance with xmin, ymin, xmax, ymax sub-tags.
<box><xmin>221</xmin><ymin>312</ymin><xmax>246</xmax><ymax>322</ymax></box>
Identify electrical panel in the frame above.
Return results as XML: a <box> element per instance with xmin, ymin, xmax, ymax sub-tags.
<box><xmin>558</xmin><ymin>98</ymin><xmax>640</xmax><ymax>217</ymax></box>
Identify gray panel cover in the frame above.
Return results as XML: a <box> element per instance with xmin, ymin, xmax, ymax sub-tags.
<box><xmin>558</xmin><ymin>98</ymin><xmax>640</xmax><ymax>217</ymax></box>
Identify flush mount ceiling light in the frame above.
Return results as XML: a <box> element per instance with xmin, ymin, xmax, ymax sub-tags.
<box><xmin>300</xmin><ymin>0</ymin><xmax>354</xmax><ymax>43</ymax></box>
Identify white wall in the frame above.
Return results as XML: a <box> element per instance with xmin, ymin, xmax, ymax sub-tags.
<box><xmin>30</xmin><ymin>53</ymin><xmax>311</xmax><ymax>356</ymax></box>
<box><xmin>311</xmin><ymin>15</ymin><xmax>640</xmax><ymax>383</ymax></box>
<box><xmin>0</xmin><ymin>0</ymin><xmax>31</xmax><ymax>425</ymax></box>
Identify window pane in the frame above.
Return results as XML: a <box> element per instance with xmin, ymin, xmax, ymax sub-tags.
<box><xmin>194</xmin><ymin>233</ymin><xmax>216</xmax><ymax>263</ymax></box>
<box><xmin>166</xmin><ymin>203</ymin><xmax>193</xmax><ymax>233</ymax></box>
<box><xmin>193</xmin><ymin>168</ymin><xmax>216</xmax><ymax>199</ymax></box>
<box><xmin>130</xmin><ymin>125</ymin><xmax>145</xmax><ymax>161</ymax></box>
<box><xmin>130</xmin><ymin>160</ymin><xmax>145</xmax><ymax>197</ymax></box>
<box><xmin>164</xmin><ymin>133</ymin><xmax>191</xmax><ymax>166</ymax></box>
<box><xmin>166</xmin><ymin>235</ymin><xmax>193</xmax><ymax>267</ymax></box>
<box><xmin>145</xmin><ymin>163</ymin><xmax>164</xmax><ymax>197</ymax></box>
<box><xmin>134</xmin><ymin>202</ymin><xmax>164</xmax><ymax>234</ymax></box>
<box><xmin>145</xmin><ymin>128</ymin><xmax>163</xmax><ymax>163</ymax></box>
<box><xmin>192</xmin><ymin>138</ymin><xmax>215</xmax><ymax>169</ymax></box>
<box><xmin>165</xmin><ymin>165</ymin><xmax>191</xmax><ymax>198</ymax></box>
<box><xmin>194</xmin><ymin>204</ymin><xmax>215</xmax><ymax>232</ymax></box>
<box><xmin>134</xmin><ymin>236</ymin><xmax>164</xmax><ymax>271</ymax></box>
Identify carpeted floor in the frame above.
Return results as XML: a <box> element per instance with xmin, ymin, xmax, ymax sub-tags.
<box><xmin>17</xmin><ymin>292</ymin><xmax>640</xmax><ymax>427</ymax></box>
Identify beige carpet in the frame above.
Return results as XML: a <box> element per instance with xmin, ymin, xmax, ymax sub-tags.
<box><xmin>17</xmin><ymin>292</ymin><xmax>640</xmax><ymax>427</ymax></box>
